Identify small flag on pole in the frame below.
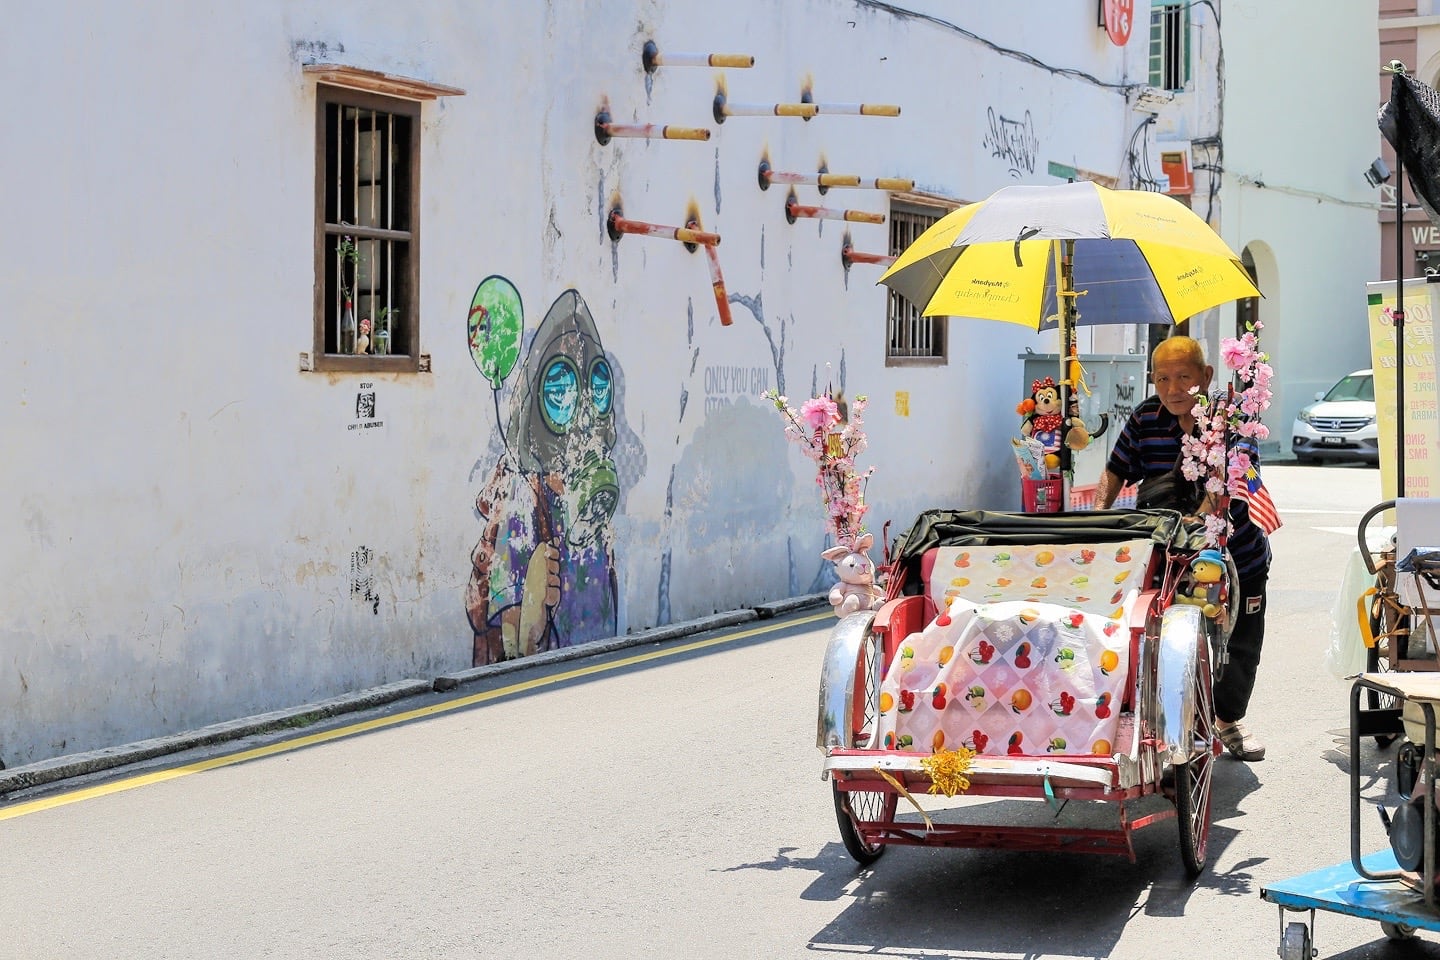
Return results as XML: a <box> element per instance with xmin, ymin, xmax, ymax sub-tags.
<box><xmin>1237</xmin><ymin>464</ymin><xmax>1282</xmax><ymax>534</ymax></box>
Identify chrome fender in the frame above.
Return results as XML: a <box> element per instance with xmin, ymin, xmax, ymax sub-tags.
<box><xmin>1154</xmin><ymin>604</ymin><xmax>1206</xmax><ymax>766</ymax></box>
<box><xmin>817</xmin><ymin>611</ymin><xmax>878</xmax><ymax>751</ymax></box>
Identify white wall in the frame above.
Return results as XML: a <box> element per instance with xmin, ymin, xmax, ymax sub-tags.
<box><xmin>2</xmin><ymin>0</ymin><xmax>1170</xmax><ymax>764</ymax></box>
<box><xmin>1219</xmin><ymin>0</ymin><xmax>1381</xmax><ymax>438</ymax></box>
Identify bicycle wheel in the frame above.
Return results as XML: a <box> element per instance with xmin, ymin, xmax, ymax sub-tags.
<box><xmin>832</xmin><ymin>782</ymin><xmax>898</xmax><ymax>866</ymax></box>
<box><xmin>1175</xmin><ymin>627</ymin><xmax>1215</xmax><ymax>876</ymax></box>
<box><xmin>1366</xmin><ymin>634</ymin><xmax>1399</xmax><ymax>749</ymax></box>
<box><xmin>831</xmin><ymin>619</ymin><xmax>896</xmax><ymax>866</ymax></box>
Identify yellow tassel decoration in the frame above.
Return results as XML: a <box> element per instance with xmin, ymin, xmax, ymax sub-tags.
<box><xmin>872</xmin><ymin>767</ymin><xmax>933</xmax><ymax>830</ymax></box>
<box><xmin>921</xmin><ymin>746</ymin><xmax>977</xmax><ymax>797</ymax></box>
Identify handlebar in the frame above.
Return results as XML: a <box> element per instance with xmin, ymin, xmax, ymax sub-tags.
<box><xmin>1358</xmin><ymin>499</ymin><xmax>1397</xmax><ymax>577</ymax></box>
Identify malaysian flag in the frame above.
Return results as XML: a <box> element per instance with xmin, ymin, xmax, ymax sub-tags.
<box><xmin>1236</xmin><ymin>464</ymin><xmax>1282</xmax><ymax>535</ymax></box>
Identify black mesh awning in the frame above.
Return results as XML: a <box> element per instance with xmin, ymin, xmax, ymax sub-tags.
<box><xmin>889</xmin><ymin>508</ymin><xmax>1190</xmax><ymax>567</ymax></box>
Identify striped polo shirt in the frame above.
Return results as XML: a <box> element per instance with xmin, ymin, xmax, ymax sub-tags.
<box><xmin>1106</xmin><ymin>395</ymin><xmax>1271</xmax><ymax>580</ymax></box>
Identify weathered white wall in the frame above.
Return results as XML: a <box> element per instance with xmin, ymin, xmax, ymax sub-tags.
<box><xmin>2</xmin><ymin>1</ymin><xmax>1167</xmax><ymax>764</ymax></box>
<box><xmin>1219</xmin><ymin>0</ymin><xmax>1381</xmax><ymax>434</ymax></box>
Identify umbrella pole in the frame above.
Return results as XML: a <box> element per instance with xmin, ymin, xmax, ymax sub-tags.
<box><xmin>1396</xmin><ymin>131</ymin><xmax>1408</xmax><ymax>496</ymax></box>
<box><xmin>1058</xmin><ymin>238</ymin><xmax>1078</xmax><ymax>509</ymax></box>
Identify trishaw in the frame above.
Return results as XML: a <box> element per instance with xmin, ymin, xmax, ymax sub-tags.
<box><xmin>818</xmin><ymin>506</ymin><xmax>1237</xmax><ymax>876</ymax></box>
<box><xmin>811</xmin><ymin>179</ymin><xmax>1265</xmax><ymax>878</ymax></box>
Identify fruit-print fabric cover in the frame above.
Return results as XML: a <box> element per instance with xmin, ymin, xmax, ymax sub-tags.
<box><xmin>876</xmin><ymin>540</ymin><xmax>1151</xmax><ymax>758</ymax></box>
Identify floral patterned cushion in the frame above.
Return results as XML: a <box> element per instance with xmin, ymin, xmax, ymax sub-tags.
<box><xmin>878</xmin><ymin>540</ymin><xmax>1151</xmax><ymax>758</ymax></box>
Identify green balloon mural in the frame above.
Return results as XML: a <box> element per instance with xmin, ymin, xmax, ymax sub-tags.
<box><xmin>467</xmin><ymin>276</ymin><xmax>523</xmax><ymax>388</ymax></box>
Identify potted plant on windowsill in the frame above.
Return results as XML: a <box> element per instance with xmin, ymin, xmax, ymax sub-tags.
<box><xmin>375</xmin><ymin>306</ymin><xmax>395</xmax><ymax>356</ymax></box>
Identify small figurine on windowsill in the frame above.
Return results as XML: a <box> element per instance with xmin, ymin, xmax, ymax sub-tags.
<box><xmin>355</xmin><ymin>316</ymin><xmax>371</xmax><ymax>355</ymax></box>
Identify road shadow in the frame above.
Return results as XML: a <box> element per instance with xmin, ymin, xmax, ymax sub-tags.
<box><xmin>1321</xmin><ymin>940</ymin><xmax>1440</xmax><ymax>958</ymax></box>
<box><xmin>723</xmin><ymin>764</ymin><xmax>1262</xmax><ymax>958</ymax></box>
<box><xmin>1319</xmin><ymin>725</ymin><xmax>1405</xmax><ymax>824</ymax></box>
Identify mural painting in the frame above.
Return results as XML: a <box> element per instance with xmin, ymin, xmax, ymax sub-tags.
<box><xmin>464</xmin><ymin>281</ymin><xmax>621</xmax><ymax>665</ymax></box>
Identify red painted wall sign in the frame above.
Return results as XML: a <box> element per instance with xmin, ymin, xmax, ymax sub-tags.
<box><xmin>1104</xmin><ymin>0</ymin><xmax>1134</xmax><ymax>46</ymax></box>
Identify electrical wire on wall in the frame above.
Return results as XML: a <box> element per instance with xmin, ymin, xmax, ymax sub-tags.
<box><xmin>855</xmin><ymin>0</ymin><xmax>1141</xmax><ymax>94</ymax></box>
<box><xmin>1126</xmin><ymin>115</ymin><xmax>1165</xmax><ymax>191</ymax></box>
<box><xmin>1192</xmin><ymin>0</ymin><xmax>1224</xmax><ymax>224</ymax></box>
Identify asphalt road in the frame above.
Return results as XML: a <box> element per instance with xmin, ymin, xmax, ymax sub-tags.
<box><xmin>3</xmin><ymin>462</ymin><xmax>1432</xmax><ymax>959</ymax></box>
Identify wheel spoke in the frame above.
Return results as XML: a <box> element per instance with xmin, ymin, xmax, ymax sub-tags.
<box><xmin>1175</xmin><ymin>627</ymin><xmax>1215</xmax><ymax>875</ymax></box>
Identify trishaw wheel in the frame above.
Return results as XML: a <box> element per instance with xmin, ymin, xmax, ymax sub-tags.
<box><xmin>827</xmin><ymin>614</ymin><xmax>894</xmax><ymax>866</ymax></box>
<box><xmin>1175</xmin><ymin>632</ymin><xmax>1215</xmax><ymax>877</ymax></box>
<box><xmin>832</xmin><ymin>782</ymin><xmax>897</xmax><ymax>866</ymax></box>
<box><xmin>1366</xmin><ymin>632</ymin><xmax>1399</xmax><ymax>749</ymax></box>
<box><xmin>1280</xmin><ymin>921</ymin><xmax>1311</xmax><ymax>960</ymax></box>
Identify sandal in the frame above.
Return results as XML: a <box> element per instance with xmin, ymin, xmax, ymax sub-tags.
<box><xmin>1218</xmin><ymin>721</ymin><xmax>1266</xmax><ymax>761</ymax></box>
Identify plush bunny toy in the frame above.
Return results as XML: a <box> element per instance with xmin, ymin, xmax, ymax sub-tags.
<box><xmin>821</xmin><ymin>532</ymin><xmax>885</xmax><ymax>618</ymax></box>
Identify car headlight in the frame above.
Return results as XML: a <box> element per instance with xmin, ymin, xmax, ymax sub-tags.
<box><xmin>1297</xmin><ymin>409</ymin><xmax>1312</xmax><ymax>424</ymax></box>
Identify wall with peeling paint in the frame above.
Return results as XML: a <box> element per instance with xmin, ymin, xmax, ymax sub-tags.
<box><xmin>2</xmin><ymin>1</ymin><xmax>1199</xmax><ymax>765</ymax></box>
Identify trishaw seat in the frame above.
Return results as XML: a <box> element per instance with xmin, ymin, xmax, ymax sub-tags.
<box><xmin>877</xmin><ymin>538</ymin><xmax>1153</xmax><ymax>760</ymax></box>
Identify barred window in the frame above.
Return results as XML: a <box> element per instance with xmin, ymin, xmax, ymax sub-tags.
<box><xmin>887</xmin><ymin>201</ymin><xmax>949</xmax><ymax>365</ymax></box>
<box><xmin>1148</xmin><ymin>2</ymin><xmax>1190</xmax><ymax>92</ymax></box>
<box><xmin>314</xmin><ymin>85</ymin><xmax>419</xmax><ymax>372</ymax></box>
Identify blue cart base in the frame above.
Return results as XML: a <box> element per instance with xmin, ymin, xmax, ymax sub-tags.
<box><xmin>1262</xmin><ymin>850</ymin><xmax>1440</xmax><ymax>955</ymax></box>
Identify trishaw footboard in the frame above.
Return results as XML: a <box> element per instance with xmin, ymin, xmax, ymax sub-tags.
<box><xmin>826</xmin><ymin>749</ymin><xmax>1162</xmax><ymax>861</ymax></box>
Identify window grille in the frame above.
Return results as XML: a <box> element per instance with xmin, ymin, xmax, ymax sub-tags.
<box><xmin>315</xmin><ymin>85</ymin><xmax>419</xmax><ymax>371</ymax></box>
<box><xmin>1148</xmin><ymin>3</ymin><xmax>1190</xmax><ymax>92</ymax></box>
<box><xmin>887</xmin><ymin>203</ymin><xmax>948</xmax><ymax>363</ymax></box>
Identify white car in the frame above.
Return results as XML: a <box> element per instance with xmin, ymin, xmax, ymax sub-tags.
<box><xmin>1290</xmin><ymin>369</ymin><xmax>1378</xmax><ymax>465</ymax></box>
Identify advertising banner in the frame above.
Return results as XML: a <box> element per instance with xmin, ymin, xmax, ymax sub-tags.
<box><xmin>1366</xmin><ymin>279</ymin><xmax>1439</xmax><ymax>499</ymax></box>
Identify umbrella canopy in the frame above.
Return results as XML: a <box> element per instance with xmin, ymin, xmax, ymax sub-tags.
<box><xmin>878</xmin><ymin>180</ymin><xmax>1261</xmax><ymax>328</ymax></box>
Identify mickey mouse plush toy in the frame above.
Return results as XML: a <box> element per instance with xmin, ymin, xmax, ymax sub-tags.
<box><xmin>1018</xmin><ymin>376</ymin><xmax>1065</xmax><ymax>453</ymax></box>
<box><xmin>1019</xmin><ymin>376</ymin><xmax>1091</xmax><ymax>462</ymax></box>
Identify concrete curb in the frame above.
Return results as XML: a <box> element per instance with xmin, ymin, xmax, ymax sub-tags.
<box><xmin>755</xmin><ymin>593</ymin><xmax>829</xmax><ymax>618</ymax></box>
<box><xmin>0</xmin><ymin>679</ymin><xmax>433</xmax><ymax>796</ymax></box>
<box><xmin>434</xmin><ymin>596</ymin><xmax>829</xmax><ymax>692</ymax></box>
<box><xmin>0</xmin><ymin>595</ymin><xmax>829</xmax><ymax>797</ymax></box>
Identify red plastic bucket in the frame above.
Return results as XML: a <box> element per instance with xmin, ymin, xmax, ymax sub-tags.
<box><xmin>1021</xmin><ymin>477</ymin><xmax>1063</xmax><ymax>514</ymax></box>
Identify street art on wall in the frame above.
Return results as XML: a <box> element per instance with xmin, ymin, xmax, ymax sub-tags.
<box><xmin>982</xmin><ymin>105</ymin><xmax>1039</xmax><ymax>178</ymax></box>
<box><xmin>464</xmin><ymin>281</ymin><xmax>620</xmax><ymax>666</ymax></box>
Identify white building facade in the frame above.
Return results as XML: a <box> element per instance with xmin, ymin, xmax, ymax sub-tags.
<box><xmin>5</xmin><ymin>1</ymin><xmax>1343</xmax><ymax>766</ymax></box>
<box><xmin>1216</xmin><ymin>1</ymin><xmax>1381</xmax><ymax>432</ymax></box>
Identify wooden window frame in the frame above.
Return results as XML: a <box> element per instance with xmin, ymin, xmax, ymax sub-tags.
<box><xmin>312</xmin><ymin>84</ymin><xmax>422</xmax><ymax>374</ymax></box>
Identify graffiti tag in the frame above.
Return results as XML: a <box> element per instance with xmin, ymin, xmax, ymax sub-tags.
<box><xmin>1112</xmin><ymin>381</ymin><xmax>1135</xmax><ymax>426</ymax></box>
<box><xmin>982</xmin><ymin>106</ymin><xmax>1040</xmax><ymax>178</ymax></box>
<box><xmin>704</xmin><ymin>364</ymin><xmax>771</xmax><ymax>412</ymax></box>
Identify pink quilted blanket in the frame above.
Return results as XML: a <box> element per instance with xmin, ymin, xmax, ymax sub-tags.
<box><xmin>877</xmin><ymin>540</ymin><xmax>1151</xmax><ymax>758</ymax></box>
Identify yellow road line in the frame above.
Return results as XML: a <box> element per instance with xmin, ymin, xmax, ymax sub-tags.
<box><xmin>0</xmin><ymin>611</ymin><xmax>831</xmax><ymax>821</ymax></box>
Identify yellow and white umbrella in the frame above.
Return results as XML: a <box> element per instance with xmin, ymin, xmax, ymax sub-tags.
<box><xmin>879</xmin><ymin>180</ymin><xmax>1260</xmax><ymax>329</ymax></box>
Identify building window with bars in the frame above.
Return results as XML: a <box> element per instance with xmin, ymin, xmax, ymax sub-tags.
<box><xmin>1148</xmin><ymin>2</ymin><xmax>1190</xmax><ymax>92</ymax></box>
<box><xmin>887</xmin><ymin>201</ymin><xmax>950</xmax><ymax>365</ymax></box>
<box><xmin>314</xmin><ymin>85</ymin><xmax>420</xmax><ymax>372</ymax></box>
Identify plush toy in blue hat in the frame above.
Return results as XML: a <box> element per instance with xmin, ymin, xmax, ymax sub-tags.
<box><xmin>1177</xmin><ymin>548</ymin><xmax>1226</xmax><ymax>618</ymax></box>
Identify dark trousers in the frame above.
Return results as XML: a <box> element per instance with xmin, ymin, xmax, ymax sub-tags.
<box><xmin>1215</xmin><ymin>572</ymin><xmax>1267</xmax><ymax>723</ymax></box>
